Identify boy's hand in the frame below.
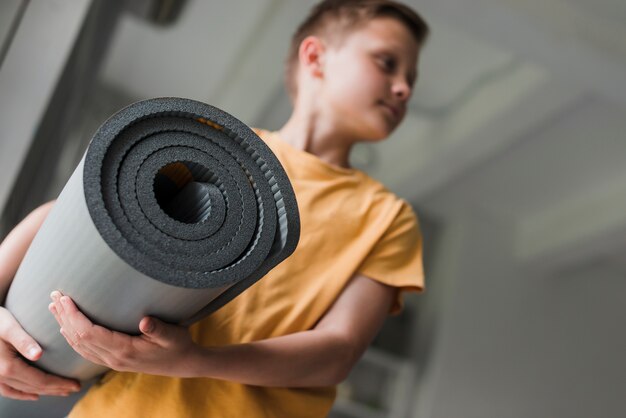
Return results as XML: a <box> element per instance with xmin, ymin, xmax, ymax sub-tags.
<box><xmin>0</xmin><ymin>307</ymin><xmax>81</xmax><ymax>400</ymax></box>
<box><xmin>49</xmin><ymin>291</ymin><xmax>200</xmax><ymax>377</ymax></box>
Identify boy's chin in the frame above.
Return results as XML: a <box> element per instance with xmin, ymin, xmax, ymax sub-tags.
<box><xmin>364</xmin><ymin>124</ymin><xmax>396</xmax><ymax>142</ymax></box>
<box><xmin>345</xmin><ymin>118</ymin><xmax>396</xmax><ymax>143</ymax></box>
<box><xmin>358</xmin><ymin>131</ymin><xmax>392</xmax><ymax>143</ymax></box>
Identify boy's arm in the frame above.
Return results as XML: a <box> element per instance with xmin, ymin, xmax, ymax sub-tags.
<box><xmin>196</xmin><ymin>272</ymin><xmax>394</xmax><ymax>386</ymax></box>
<box><xmin>0</xmin><ymin>201</ymin><xmax>82</xmax><ymax>400</ymax></box>
<box><xmin>51</xmin><ymin>272</ymin><xmax>394</xmax><ymax>387</ymax></box>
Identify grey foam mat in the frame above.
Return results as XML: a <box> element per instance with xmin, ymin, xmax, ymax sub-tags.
<box><xmin>0</xmin><ymin>98</ymin><xmax>300</xmax><ymax>417</ymax></box>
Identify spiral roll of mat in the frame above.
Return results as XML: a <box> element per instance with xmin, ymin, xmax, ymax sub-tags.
<box><xmin>1</xmin><ymin>98</ymin><xmax>299</xmax><ymax>417</ymax></box>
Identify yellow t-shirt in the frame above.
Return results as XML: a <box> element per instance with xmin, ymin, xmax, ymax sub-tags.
<box><xmin>69</xmin><ymin>129</ymin><xmax>424</xmax><ymax>418</ymax></box>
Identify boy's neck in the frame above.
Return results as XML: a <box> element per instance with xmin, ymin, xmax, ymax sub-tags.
<box><xmin>277</xmin><ymin>109</ymin><xmax>354</xmax><ymax>170</ymax></box>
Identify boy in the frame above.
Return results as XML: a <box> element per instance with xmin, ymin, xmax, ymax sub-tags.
<box><xmin>0</xmin><ymin>0</ymin><xmax>429</xmax><ymax>416</ymax></box>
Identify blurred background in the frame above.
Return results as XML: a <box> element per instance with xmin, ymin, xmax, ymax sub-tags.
<box><xmin>1</xmin><ymin>1</ymin><xmax>625</xmax><ymax>417</ymax></box>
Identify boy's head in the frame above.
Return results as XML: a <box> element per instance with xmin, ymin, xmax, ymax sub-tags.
<box><xmin>285</xmin><ymin>0</ymin><xmax>429</xmax><ymax>141</ymax></box>
<box><xmin>285</xmin><ymin>0</ymin><xmax>429</xmax><ymax>101</ymax></box>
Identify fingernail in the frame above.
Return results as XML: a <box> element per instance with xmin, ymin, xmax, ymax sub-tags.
<box><xmin>144</xmin><ymin>319</ymin><xmax>154</xmax><ymax>333</ymax></box>
<box><xmin>50</xmin><ymin>291</ymin><xmax>60</xmax><ymax>300</ymax></box>
<box><xmin>27</xmin><ymin>345</ymin><xmax>41</xmax><ymax>359</ymax></box>
<box><xmin>61</xmin><ymin>296</ymin><xmax>69</xmax><ymax>305</ymax></box>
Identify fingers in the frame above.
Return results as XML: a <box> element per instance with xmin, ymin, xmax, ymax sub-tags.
<box><xmin>139</xmin><ymin>316</ymin><xmax>186</xmax><ymax>346</ymax></box>
<box><xmin>0</xmin><ymin>377</ymin><xmax>75</xmax><ymax>400</ymax></box>
<box><xmin>7</xmin><ymin>354</ymin><xmax>81</xmax><ymax>392</ymax></box>
<box><xmin>49</xmin><ymin>293</ymin><xmax>109</xmax><ymax>365</ymax></box>
<box><xmin>0</xmin><ymin>306</ymin><xmax>81</xmax><ymax>398</ymax></box>
<box><xmin>0</xmin><ymin>307</ymin><xmax>42</xmax><ymax>361</ymax></box>
<box><xmin>50</xmin><ymin>292</ymin><xmax>135</xmax><ymax>370</ymax></box>
<box><xmin>2</xmin><ymin>374</ymin><xmax>76</xmax><ymax>398</ymax></box>
<box><xmin>58</xmin><ymin>327</ymin><xmax>106</xmax><ymax>365</ymax></box>
<box><xmin>0</xmin><ymin>342</ymin><xmax>81</xmax><ymax>396</ymax></box>
<box><xmin>0</xmin><ymin>382</ymin><xmax>39</xmax><ymax>401</ymax></box>
<box><xmin>139</xmin><ymin>317</ymin><xmax>155</xmax><ymax>335</ymax></box>
<box><xmin>49</xmin><ymin>291</ymin><xmax>191</xmax><ymax>375</ymax></box>
<box><xmin>50</xmin><ymin>291</ymin><xmax>98</xmax><ymax>349</ymax></box>
<box><xmin>139</xmin><ymin>317</ymin><xmax>165</xmax><ymax>341</ymax></box>
<box><xmin>50</xmin><ymin>292</ymin><xmax>92</xmax><ymax>336</ymax></box>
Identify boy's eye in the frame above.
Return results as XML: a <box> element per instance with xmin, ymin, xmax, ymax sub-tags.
<box><xmin>376</xmin><ymin>55</ymin><xmax>396</xmax><ymax>72</ymax></box>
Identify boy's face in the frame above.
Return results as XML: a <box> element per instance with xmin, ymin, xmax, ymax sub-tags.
<box><xmin>319</xmin><ymin>17</ymin><xmax>420</xmax><ymax>142</ymax></box>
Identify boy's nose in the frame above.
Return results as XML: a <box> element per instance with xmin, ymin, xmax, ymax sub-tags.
<box><xmin>392</xmin><ymin>79</ymin><xmax>412</xmax><ymax>101</ymax></box>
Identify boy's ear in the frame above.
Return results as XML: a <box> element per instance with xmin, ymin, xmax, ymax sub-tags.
<box><xmin>299</xmin><ymin>36</ymin><xmax>325</xmax><ymax>78</ymax></box>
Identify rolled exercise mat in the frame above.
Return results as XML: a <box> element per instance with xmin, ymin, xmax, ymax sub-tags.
<box><xmin>0</xmin><ymin>97</ymin><xmax>300</xmax><ymax>417</ymax></box>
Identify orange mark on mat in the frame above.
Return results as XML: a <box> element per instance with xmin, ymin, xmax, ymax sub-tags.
<box><xmin>197</xmin><ymin>117</ymin><xmax>223</xmax><ymax>131</ymax></box>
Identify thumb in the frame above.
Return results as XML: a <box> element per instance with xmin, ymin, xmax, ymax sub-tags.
<box><xmin>0</xmin><ymin>307</ymin><xmax>42</xmax><ymax>361</ymax></box>
<box><xmin>139</xmin><ymin>317</ymin><xmax>182</xmax><ymax>344</ymax></box>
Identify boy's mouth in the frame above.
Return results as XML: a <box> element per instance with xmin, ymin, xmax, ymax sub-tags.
<box><xmin>379</xmin><ymin>101</ymin><xmax>401</xmax><ymax>120</ymax></box>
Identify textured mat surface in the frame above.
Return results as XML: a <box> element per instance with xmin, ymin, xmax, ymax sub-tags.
<box><xmin>0</xmin><ymin>98</ymin><xmax>299</xmax><ymax>416</ymax></box>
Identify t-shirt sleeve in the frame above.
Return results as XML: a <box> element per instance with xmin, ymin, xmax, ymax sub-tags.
<box><xmin>357</xmin><ymin>200</ymin><xmax>425</xmax><ymax>315</ymax></box>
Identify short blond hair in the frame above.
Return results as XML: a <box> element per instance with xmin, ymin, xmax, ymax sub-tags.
<box><xmin>285</xmin><ymin>0</ymin><xmax>430</xmax><ymax>100</ymax></box>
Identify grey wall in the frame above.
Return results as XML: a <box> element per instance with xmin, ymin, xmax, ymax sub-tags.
<box><xmin>414</xmin><ymin>210</ymin><xmax>626</xmax><ymax>418</ymax></box>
